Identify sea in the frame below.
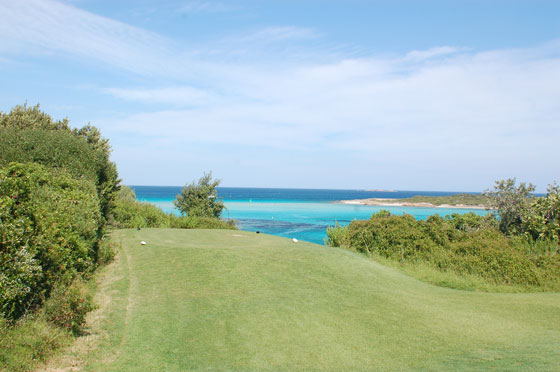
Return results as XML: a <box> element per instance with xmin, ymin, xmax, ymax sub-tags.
<box><xmin>131</xmin><ymin>186</ymin><xmax>489</xmax><ymax>245</ymax></box>
<box><xmin>130</xmin><ymin>186</ymin><xmax>488</xmax><ymax>244</ymax></box>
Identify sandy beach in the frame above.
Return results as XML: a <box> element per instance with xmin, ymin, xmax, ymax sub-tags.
<box><xmin>338</xmin><ymin>198</ymin><xmax>489</xmax><ymax>209</ymax></box>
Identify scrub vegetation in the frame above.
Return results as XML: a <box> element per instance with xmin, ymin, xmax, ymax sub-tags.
<box><xmin>174</xmin><ymin>171</ymin><xmax>225</xmax><ymax>218</ymax></box>
<box><xmin>0</xmin><ymin>104</ymin><xmax>233</xmax><ymax>372</ymax></box>
<box><xmin>396</xmin><ymin>193</ymin><xmax>489</xmax><ymax>206</ymax></box>
<box><xmin>110</xmin><ymin>185</ymin><xmax>235</xmax><ymax>230</ymax></box>
<box><xmin>327</xmin><ymin>180</ymin><xmax>560</xmax><ymax>291</ymax></box>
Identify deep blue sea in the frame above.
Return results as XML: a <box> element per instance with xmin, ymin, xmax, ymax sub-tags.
<box><xmin>131</xmin><ymin>186</ymin><xmax>489</xmax><ymax>245</ymax></box>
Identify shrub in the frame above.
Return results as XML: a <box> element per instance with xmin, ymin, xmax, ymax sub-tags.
<box><xmin>325</xmin><ymin>223</ymin><xmax>349</xmax><ymax>247</ymax></box>
<box><xmin>174</xmin><ymin>172</ymin><xmax>225</xmax><ymax>218</ymax></box>
<box><xmin>522</xmin><ymin>183</ymin><xmax>560</xmax><ymax>249</ymax></box>
<box><xmin>484</xmin><ymin>178</ymin><xmax>536</xmax><ymax>235</ymax></box>
<box><xmin>340</xmin><ymin>211</ymin><xmax>560</xmax><ymax>289</ymax></box>
<box><xmin>96</xmin><ymin>236</ymin><xmax>117</xmax><ymax>266</ymax></box>
<box><xmin>110</xmin><ymin>186</ymin><xmax>171</xmax><ymax>228</ymax></box>
<box><xmin>43</xmin><ymin>279</ymin><xmax>95</xmax><ymax>335</ymax></box>
<box><xmin>0</xmin><ymin>104</ymin><xmax>120</xmax><ymax>226</ymax></box>
<box><xmin>169</xmin><ymin>215</ymin><xmax>237</xmax><ymax>230</ymax></box>
<box><xmin>0</xmin><ymin>163</ymin><xmax>101</xmax><ymax>320</ymax></box>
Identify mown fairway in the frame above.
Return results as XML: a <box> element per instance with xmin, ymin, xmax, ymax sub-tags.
<box><xmin>82</xmin><ymin>229</ymin><xmax>560</xmax><ymax>371</ymax></box>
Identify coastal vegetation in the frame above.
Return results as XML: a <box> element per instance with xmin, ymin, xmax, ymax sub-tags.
<box><xmin>174</xmin><ymin>171</ymin><xmax>225</xmax><ymax>218</ymax></box>
<box><xmin>111</xmin><ymin>185</ymin><xmax>235</xmax><ymax>230</ymax></box>
<box><xmin>0</xmin><ymin>104</ymin><xmax>233</xmax><ymax>372</ymax></box>
<box><xmin>327</xmin><ymin>180</ymin><xmax>560</xmax><ymax>291</ymax></box>
<box><xmin>394</xmin><ymin>193</ymin><xmax>488</xmax><ymax>206</ymax></box>
<box><xmin>344</xmin><ymin>193</ymin><xmax>489</xmax><ymax>208</ymax></box>
<box><xmin>0</xmin><ymin>104</ymin><xmax>118</xmax><ymax>372</ymax></box>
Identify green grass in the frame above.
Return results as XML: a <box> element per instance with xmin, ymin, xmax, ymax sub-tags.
<box><xmin>0</xmin><ymin>316</ymin><xmax>71</xmax><ymax>372</ymax></box>
<box><xmin>76</xmin><ymin>229</ymin><xmax>560</xmax><ymax>371</ymax></box>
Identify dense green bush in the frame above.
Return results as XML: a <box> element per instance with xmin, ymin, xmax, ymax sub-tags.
<box><xmin>110</xmin><ymin>186</ymin><xmax>171</xmax><ymax>228</ymax></box>
<box><xmin>0</xmin><ymin>104</ymin><xmax>120</xmax><ymax>226</ymax></box>
<box><xmin>0</xmin><ymin>163</ymin><xmax>101</xmax><ymax>320</ymax></box>
<box><xmin>484</xmin><ymin>178</ymin><xmax>536</xmax><ymax>235</ymax></box>
<box><xmin>324</xmin><ymin>223</ymin><xmax>349</xmax><ymax>247</ymax></box>
<box><xmin>330</xmin><ymin>210</ymin><xmax>560</xmax><ymax>289</ymax></box>
<box><xmin>174</xmin><ymin>172</ymin><xmax>225</xmax><ymax>218</ymax></box>
<box><xmin>169</xmin><ymin>215</ymin><xmax>237</xmax><ymax>230</ymax></box>
<box><xmin>0</xmin><ymin>105</ymin><xmax>119</xmax><ymax>369</ymax></box>
<box><xmin>43</xmin><ymin>279</ymin><xmax>95</xmax><ymax>335</ymax></box>
<box><xmin>522</xmin><ymin>183</ymin><xmax>560</xmax><ymax>247</ymax></box>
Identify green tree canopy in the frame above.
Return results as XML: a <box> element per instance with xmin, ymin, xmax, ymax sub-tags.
<box><xmin>484</xmin><ymin>178</ymin><xmax>536</xmax><ymax>235</ymax></box>
<box><xmin>522</xmin><ymin>182</ymin><xmax>560</xmax><ymax>244</ymax></box>
<box><xmin>0</xmin><ymin>103</ymin><xmax>120</xmax><ymax>225</ymax></box>
<box><xmin>174</xmin><ymin>172</ymin><xmax>225</xmax><ymax>218</ymax></box>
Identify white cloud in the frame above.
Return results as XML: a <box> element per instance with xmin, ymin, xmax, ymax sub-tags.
<box><xmin>1</xmin><ymin>0</ymin><xmax>558</xmax><ymax>189</ymax></box>
<box><xmin>0</xmin><ymin>0</ymin><xmax>176</xmax><ymax>76</ymax></box>
<box><xmin>404</xmin><ymin>46</ymin><xmax>466</xmax><ymax>61</ymax></box>
<box><xmin>99</xmin><ymin>40</ymin><xmax>560</xmax><ymax>188</ymax></box>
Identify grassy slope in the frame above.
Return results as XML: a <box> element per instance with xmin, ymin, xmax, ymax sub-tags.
<box><xmin>79</xmin><ymin>229</ymin><xmax>559</xmax><ymax>372</ymax></box>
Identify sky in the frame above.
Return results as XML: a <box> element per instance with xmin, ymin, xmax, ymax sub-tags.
<box><xmin>0</xmin><ymin>0</ymin><xmax>559</xmax><ymax>192</ymax></box>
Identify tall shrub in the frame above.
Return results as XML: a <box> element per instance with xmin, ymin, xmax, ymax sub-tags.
<box><xmin>0</xmin><ymin>163</ymin><xmax>101</xmax><ymax>320</ymax></box>
<box><xmin>0</xmin><ymin>104</ymin><xmax>120</xmax><ymax>226</ymax></box>
<box><xmin>174</xmin><ymin>172</ymin><xmax>225</xmax><ymax>218</ymax></box>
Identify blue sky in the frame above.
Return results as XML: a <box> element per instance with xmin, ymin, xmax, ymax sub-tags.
<box><xmin>0</xmin><ymin>0</ymin><xmax>559</xmax><ymax>191</ymax></box>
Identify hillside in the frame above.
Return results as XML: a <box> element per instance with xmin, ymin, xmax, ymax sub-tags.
<box><xmin>54</xmin><ymin>229</ymin><xmax>560</xmax><ymax>372</ymax></box>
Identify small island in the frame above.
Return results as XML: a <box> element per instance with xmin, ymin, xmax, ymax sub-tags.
<box><xmin>339</xmin><ymin>193</ymin><xmax>490</xmax><ymax>209</ymax></box>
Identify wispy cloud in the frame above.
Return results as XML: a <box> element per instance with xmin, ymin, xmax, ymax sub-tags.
<box><xmin>101</xmin><ymin>40</ymin><xmax>560</xmax><ymax>186</ymax></box>
<box><xmin>2</xmin><ymin>0</ymin><xmax>558</xmax><ymax>189</ymax></box>
<box><xmin>404</xmin><ymin>46</ymin><xmax>468</xmax><ymax>61</ymax></box>
<box><xmin>0</xmin><ymin>0</ymin><xmax>175</xmax><ymax>76</ymax></box>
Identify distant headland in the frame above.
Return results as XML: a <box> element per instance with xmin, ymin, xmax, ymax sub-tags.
<box><xmin>338</xmin><ymin>193</ymin><xmax>490</xmax><ymax>209</ymax></box>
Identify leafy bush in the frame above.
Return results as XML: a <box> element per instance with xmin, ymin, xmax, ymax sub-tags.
<box><xmin>325</xmin><ymin>223</ymin><xmax>349</xmax><ymax>247</ymax></box>
<box><xmin>522</xmin><ymin>183</ymin><xmax>560</xmax><ymax>248</ymax></box>
<box><xmin>484</xmin><ymin>178</ymin><xmax>536</xmax><ymax>235</ymax></box>
<box><xmin>0</xmin><ymin>104</ymin><xmax>120</xmax><ymax>226</ymax></box>
<box><xmin>110</xmin><ymin>186</ymin><xmax>171</xmax><ymax>228</ymax></box>
<box><xmin>0</xmin><ymin>163</ymin><xmax>101</xmax><ymax>320</ymax></box>
<box><xmin>43</xmin><ymin>279</ymin><xmax>95</xmax><ymax>335</ymax></box>
<box><xmin>96</xmin><ymin>236</ymin><xmax>117</xmax><ymax>266</ymax></box>
<box><xmin>174</xmin><ymin>172</ymin><xmax>225</xmax><ymax>218</ymax></box>
<box><xmin>169</xmin><ymin>215</ymin><xmax>237</xmax><ymax>230</ymax></box>
<box><xmin>338</xmin><ymin>210</ymin><xmax>560</xmax><ymax>290</ymax></box>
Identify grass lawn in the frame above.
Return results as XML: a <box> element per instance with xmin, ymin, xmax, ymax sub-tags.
<box><xmin>74</xmin><ymin>229</ymin><xmax>560</xmax><ymax>371</ymax></box>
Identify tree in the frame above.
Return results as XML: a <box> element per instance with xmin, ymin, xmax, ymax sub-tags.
<box><xmin>174</xmin><ymin>172</ymin><xmax>225</xmax><ymax>218</ymax></box>
<box><xmin>522</xmin><ymin>182</ymin><xmax>560</xmax><ymax>245</ymax></box>
<box><xmin>484</xmin><ymin>178</ymin><xmax>536</xmax><ymax>235</ymax></box>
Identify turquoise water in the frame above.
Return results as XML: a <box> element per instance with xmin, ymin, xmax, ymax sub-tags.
<box><xmin>139</xmin><ymin>188</ymin><xmax>488</xmax><ymax>244</ymax></box>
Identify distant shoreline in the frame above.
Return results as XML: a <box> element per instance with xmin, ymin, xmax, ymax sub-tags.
<box><xmin>337</xmin><ymin>198</ymin><xmax>489</xmax><ymax>210</ymax></box>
